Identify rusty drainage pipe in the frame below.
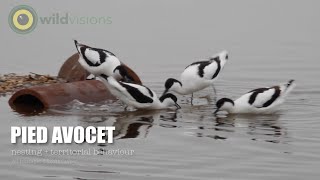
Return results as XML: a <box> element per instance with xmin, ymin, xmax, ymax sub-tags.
<box><xmin>8</xmin><ymin>80</ymin><xmax>115</xmax><ymax>113</ymax></box>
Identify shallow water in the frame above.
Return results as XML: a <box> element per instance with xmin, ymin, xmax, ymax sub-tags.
<box><xmin>1</xmin><ymin>0</ymin><xmax>320</xmax><ymax>179</ymax></box>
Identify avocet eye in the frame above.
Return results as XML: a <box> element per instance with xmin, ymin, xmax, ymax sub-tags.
<box><xmin>225</xmin><ymin>55</ymin><xmax>228</xmax><ymax>60</ymax></box>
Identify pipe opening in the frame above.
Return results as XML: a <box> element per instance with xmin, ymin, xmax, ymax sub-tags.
<box><xmin>12</xmin><ymin>94</ymin><xmax>45</xmax><ymax>114</ymax></box>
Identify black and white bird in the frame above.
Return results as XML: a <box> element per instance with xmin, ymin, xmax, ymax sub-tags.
<box><xmin>163</xmin><ymin>50</ymin><xmax>229</xmax><ymax>101</ymax></box>
<box><xmin>99</xmin><ymin>74</ymin><xmax>181</xmax><ymax>110</ymax></box>
<box><xmin>214</xmin><ymin>80</ymin><xmax>296</xmax><ymax>114</ymax></box>
<box><xmin>74</xmin><ymin>40</ymin><xmax>134</xmax><ymax>82</ymax></box>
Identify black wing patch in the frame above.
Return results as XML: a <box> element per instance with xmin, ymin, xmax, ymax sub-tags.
<box><xmin>262</xmin><ymin>86</ymin><xmax>281</xmax><ymax>108</ymax></box>
<box><xmin>185</xmin><ymin>60</ymin><xmax>208</xmax><ymax>69</ymax></box>
<box><xmin>185</xmin><ymin>57</ymin><xmax>221</xmax><ymax>79</ymax></box>
<box><xmin>144</xmin><ymin>86</ymin><xmax>154</xmax><ymax>97</ymax></box>
<box><xmin>185</xmin><ymin>61</ymin><xmax>212</xmax><ymax>78</ymax></box>
<box><xmin>197</xmin><ymin>61</ymin><xmax>211</xmax><ymax>77</ymax></box>
<box><xmin>248</xmin><ymin>86</ymin><xmax>281</xmax><ymax>108</ymax></box>
<box><xmin>185</xmin><ymin>61</ymin><xmax>208</xmax><ymax>69</ymax></box>
<box><xmin>91</xmin><ymin>47</ymin><xmax>116</xmax><ymax>57</ymax></box>
<box><xmin>97</xmin><ymin>49</ymin><xmax>106</xmax><ymax>64</ymax></box>
<box><xmin>80</xmin><ymin>47</ymin><xmax>116</xmax><ymax>67</ymax></box>
<box><xmin>210</xmin><ymin>58</ymin><xmax>221</xmax><ymax>79</ymax></box>
<box><xmin>119</xmin><ymin>82</ymin><xmax>154</xmax><ymax>103</ymax></box>
<box><xmin>248</xmin><ymin>88</ymin><xmax>269</xmax><ymax>105</ymax></box>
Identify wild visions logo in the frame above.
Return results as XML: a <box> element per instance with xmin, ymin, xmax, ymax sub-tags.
<box><xmin>39</xmin><ymin>13</ymin><xmax>112</xmax><ymax>25</ymax></box>
<box><xmin>8</xmin><ymin>5</ymin><xmax>112</xmax><ymax>34</ymax></box>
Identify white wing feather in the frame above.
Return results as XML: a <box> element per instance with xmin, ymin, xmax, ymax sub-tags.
<box><xmin>203</xmin><ymin>61</ymin><xmax>219</xmax><ymax>80</ymax></box>
<box><xmin>84</xmin><ymin>48</ymin><xmax>101</xmax><ymax>64</ymax></box>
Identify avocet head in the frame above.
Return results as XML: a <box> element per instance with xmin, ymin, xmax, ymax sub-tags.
<box><xmin>211</xmin><ymin>50</ymin><xmax>229</xmax><ymax>62</ymax></box>
<box><xmin>286</xmin><ymin>79</ymin><xmax>296</xmax><ymax>88</ymax></box>
<box><xmin>214</xmin><ymin>98</ymin><xmax>234</xmax><ymax>114</ymax></box>
<box><xmin>159</xmin><ymin>93</ymin><xmax>181</xmax><ymax>109</ymax></box>
<box><xmin>281</xmin><ymin>79</ymin><xmax>296</xmax><ymax>95</ymax></box>
<box><xmin>163</xmin><ymin>78</ymin><xmax>182</xmax><ymax>95</ymax></box>
<box><xmin>113</xmin><ymin>65</ymin><xmax>134</xmax><ymax>83</ymax></box>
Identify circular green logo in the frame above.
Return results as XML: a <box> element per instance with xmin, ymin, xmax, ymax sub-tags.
<box><xmin>8</xmin><ymin>5</ymin><xmax>38</xmax><ymax>34</ymax></box>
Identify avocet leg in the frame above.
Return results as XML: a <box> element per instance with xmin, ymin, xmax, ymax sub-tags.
<box><xmin>212</xmin><ymin>85</ymin><xmax>217</xmax><ymax>102</ymax></box>
<box><xmin>191</xmin><ymin>93</ymin><xmax>194</xmax><ymax>105</ymax></box>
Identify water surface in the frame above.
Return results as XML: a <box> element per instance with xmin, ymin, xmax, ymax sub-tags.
<box><xmin>1</xmin><ymin>0</ymin><xmax>320</xmax><ymax>179</ymax></box>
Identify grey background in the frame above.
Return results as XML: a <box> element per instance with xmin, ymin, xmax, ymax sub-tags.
<box><xmin>1</xmin><ymin>0</ymin><xmax>319</xmax><ymax>77</ymax></box>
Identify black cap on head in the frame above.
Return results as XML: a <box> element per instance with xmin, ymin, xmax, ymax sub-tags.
<box><xmin>113</xmin><ymin>65</ymin><xmax>127</xmax><ymax>75</ymax></box>
<box><xmin>113</xmin><ymin>65</ymin><xmax>134</xmax><ymax>82</ymax></box>
<box><xmin>163</xmin><ymin>78</ymin><xmax>181</xmax><ymax>96</ymax></box>
<box><xmin>159</xmin><ymin>93</ymin><xmax>177</xmax><ymax>103</ymax></box>
<box><xmin>216</xmin><ymin>98</ymin><xmax>234</xmax><ymax>109</ymax></box>
<box><xmin>287</xmin><ymin>79</ymin><xmax>295</xmax><ymax>87</ymax></box>
<box><xmin>164</xmin><ymin>78</ymin><xmax>182</xmax><ymax>90</ymax></box>
<box><xmin>159</xmin><ymin>93</ymin><xmax>181</xmax><ymax>109</ymax></box>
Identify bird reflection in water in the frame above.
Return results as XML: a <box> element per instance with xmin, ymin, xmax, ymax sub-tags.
<box><xmin>74</xmin><ymin>107</ymin><xmax>287</xmax><ymax>144</ymax></box>
<box><xmin>192</xmin><ymin>115</ymin><xmax>230</xmax><ymax>140</ymax></box>
<box><xmin>159</xmin><ymin>112</ymin><xmax>179</xmax><ymax>128</ymax></box>
<box><xmin>216</xmin><ymin>114</ymin><xmax>287</xmax><ymax>144</ymax></box>
<box><xmin>77</xmin><ymin>110</ymin><xmax>157</xmax><ymax>142</ymax></box>
<box><xmin>113</xmin><ymin>110</ymin><xmax>156</xmax><ymax>139</ymax></box>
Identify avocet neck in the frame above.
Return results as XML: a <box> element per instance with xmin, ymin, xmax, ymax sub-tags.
<box><xmin>171</xmin><ymin>83</ymin><xmax>191</xmax><ymax>95</ymax></box>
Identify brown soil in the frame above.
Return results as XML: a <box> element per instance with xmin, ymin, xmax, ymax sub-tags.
<box><xmin>0</xmin><ymin>73</ymin><xmax>66</xmax><ymax>96</ymax></box>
